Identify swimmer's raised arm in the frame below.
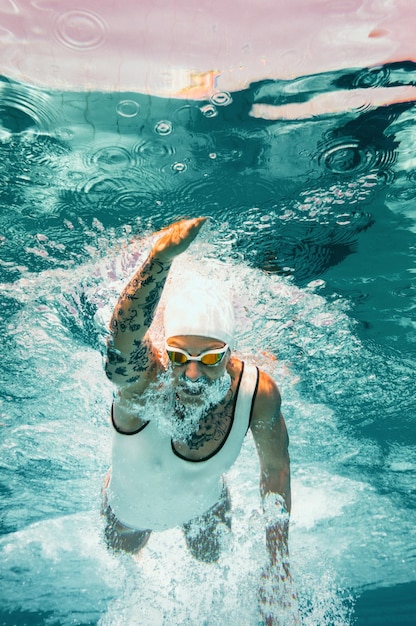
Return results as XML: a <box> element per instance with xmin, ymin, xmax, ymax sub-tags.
<box><xmin>105</xmin><ymin>217</ymin><xmax>206</xmax><ymax>389</ymax></box>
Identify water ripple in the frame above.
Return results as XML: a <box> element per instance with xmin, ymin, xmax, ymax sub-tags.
<box><xmin>169</xmin><ymin>177</ymin><xmax>229</xmax><ymax>211</ymax></box>
<box><xmin>172</xmin><ymin>105</ymin><xmax>202</xmax><ymax>127</ymax></box>
<box><xmin>170</xmin><ymin>174</ymin><xmax>281</xmax><ymax>217</ymax></box>
<box><xmin>320</xmin><ymin>141</ymin><xmax>375</xmax><ymax>174</ymax></box>
<box><xmin>210</xmin><ymin>132</ymin><xmax>245</xmax><ymax>163</ymax></box>
<box><xmin>317</xmin><ymin>137</ymin><xmax>397</xmax><ymax>178</ymax></box>
<box><xmin>352</xmin><ymin>66</ymin><xmax>391</xmax><ymax>89</ymax></box>
<box><xmin>0</xmin><ymin>82</ymin><xmax>61</xmax><ymax>132</ymax></box>
<box><xmin>54</xmin><ymin>9</ymin><xmax>107</xmax><ymax>51</ymax></box>
<box><xmin>116</xmin><ymin>100</ymin><xmax>140</xmax><ymax>118</ymax></box>
<box><xmin>85</xmin><ymin>145</ymin><xmax>133</xmax><ymax>171</ymax></box>
<box><xmin>76</xmin><ymin>169</ymin><xmax>166</xmax><ymax>197</ymax></box>
<box><xmin>63</xmin><ymin>168</ymin><xmax>168</xmax><ymax>224</ymax></box>
<box><xmin>132</xmin><ymin>139</ymin><xmax>175</xmax><ymax>164</ymax></box>
<box><xmin>1</xmin><ymin>131</ymin><xmax>70</xmax><ymax>164</ymax></box>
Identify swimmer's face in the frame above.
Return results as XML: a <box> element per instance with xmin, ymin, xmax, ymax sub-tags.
<box><xmin>166</xmin><ymin>335</ymin><xmax>231</xmax><ymax>401</ymax></box>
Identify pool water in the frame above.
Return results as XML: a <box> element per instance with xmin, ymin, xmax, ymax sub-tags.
<box><xmin>1</xmin><ymin>61</ymin><xmax>416</xmax><ymax>625</ymax></box>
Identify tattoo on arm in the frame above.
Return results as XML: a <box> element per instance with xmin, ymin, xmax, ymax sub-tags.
<box><xmin>106</xmin><ymin>254</ymin><xmax>170</xmax><ymax>382</ymax></box>
<box><xmin>142</xmin><ymin>283</ymin><xmax>164</xmax><ymax>327</ymax></box>
<box><xmin>110</xmin><ymin>255</ymin><xmax>170</xmax><ymax>339</ymax></box>
<box><xmin>128</xmin><ymin>339</ymin><xmax>151</xmax><ymax>373</ymax></box>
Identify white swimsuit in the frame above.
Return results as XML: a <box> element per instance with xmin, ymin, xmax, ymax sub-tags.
<box><xmin>107</xmin><ymin>363</ymin><xmax>259</xmax><ymax>531</ymax></box>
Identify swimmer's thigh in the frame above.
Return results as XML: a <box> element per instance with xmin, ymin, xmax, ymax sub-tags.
<box><xmin>183</xmin><ymin>485</ymin><xmax>231</xmax><ymax>563</ymax></box>
<box><xmin>102</xmin><ymin>503</ymin><xmax>151</xmax><ymax>553</ymax></box>
<box><xmin>101</xmin><ymin>472</ymin><xmax>151</xmax><ymax>554</ymax></box>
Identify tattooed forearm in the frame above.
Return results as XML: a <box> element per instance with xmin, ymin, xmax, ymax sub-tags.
<box><xmin>128</xmin><ymin>339</ymin><xmax>151</xmax><ymax>372</ymax></box>
<box><xmin>110</xmin><ymin>254</ymin><xmax>171</xmax><ymax>340</ymax></box>
<box><xmin>142</xmin><ymin>283</ymin><xmax>165</xmax><ymax>328</ymax></box>
<box><xmin>105</xmin><ymin>252</ymin><xmax>171</xmax><ymax>384</ymax></box>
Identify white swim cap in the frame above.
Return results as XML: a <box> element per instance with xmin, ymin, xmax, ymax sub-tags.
<box><xmin>163</xmin><ymin>277</ymin><xmax>235</xmax><ymax>348</ymax></box>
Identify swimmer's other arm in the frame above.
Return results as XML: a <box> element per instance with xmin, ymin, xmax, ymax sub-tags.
<box><xmin>251</xmin><ymin>372</ymin><xmax>299</xmax><ymax>624</ymax></box>
<box><xmin>105</xmin><ymin>217</ymin><xmax>207</xmax><ymax>388</ymax></box>
<box><xmin>250</xmin><ymin>371</ymin><xmax>291</xmax><ymax>565</ymax></box>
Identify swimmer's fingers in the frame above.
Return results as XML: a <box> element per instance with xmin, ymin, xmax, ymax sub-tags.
<box><xmin>152</xmin><ymin>217</ymin><xmax>207</xmax><ymax>262</ymax></box>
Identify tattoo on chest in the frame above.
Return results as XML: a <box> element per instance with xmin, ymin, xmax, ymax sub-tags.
<box><xmin>181</xmin><ymin>392</ymin><xmax>235</xmax><ymax>451</ymax></box>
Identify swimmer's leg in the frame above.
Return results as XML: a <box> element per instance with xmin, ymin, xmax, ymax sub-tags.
<box><xmin>101</xmin><ymin>471</ymin><xmax>151</xmax><ymax>554</ymax></box>
<box><xmin>183</xmin><ymin>485</ymin><xmax>231</xmax><ymax>563</ymax></box>
<box><xmin>103</xmin><ymin>503</ymin><xmax>151</xmax><ymax>553</ymax></box>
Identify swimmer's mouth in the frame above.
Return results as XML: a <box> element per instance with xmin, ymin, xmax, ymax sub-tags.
<box><xmin>180</xmin><ymin>387</ymin><xmax>202</xmax><ymax>395</ymax></box>
<box><xmin>177</xmin><ymin>376</ymin><xmax>210</xmax><ymax>397</ymax></box>
<box><xmin>178</xmin><ymin>382</ymin><xmax>208</xmax><ymax>396</ymax></box>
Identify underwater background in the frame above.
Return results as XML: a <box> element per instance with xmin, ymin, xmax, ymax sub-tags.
<box><xmin>0</xmin><ymin>1</ymin><xmax>415</xmax><ymax>624</ymax></box>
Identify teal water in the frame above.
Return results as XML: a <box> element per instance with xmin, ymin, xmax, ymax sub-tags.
<box><xmin>0</xmin><ymin>64</ymin><xmax>415</xmax><ymax>625</ymax></box>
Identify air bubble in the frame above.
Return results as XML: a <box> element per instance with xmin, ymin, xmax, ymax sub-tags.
<box><xmin>200</xmin><ymin>104</ymin><xmax>218</xmax><ymax>118</ymax></box>
<box><xmin>171</xmin><ymin>162</ymin><xmax>187</xmax><ymax>173</ymax></box>
<box><xmin>210</xmin><ymin>91</ymin><xmax>233</xmax><ymax>106</ymax></box>
<box><xmin>154</xmin><ymin>120</ymin><xmax>173</xmax><ymax>136</ymax></box>
<box><xmin>116</xmin><ymin>100</ymin><xmax>140</xmax><ymax>118</ymax></box>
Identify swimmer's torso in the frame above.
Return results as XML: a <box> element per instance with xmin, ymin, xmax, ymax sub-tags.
<box><xmin>107</xmin><ymin>361</ymin><xmax>259</xmax><ymax>531</ymax></box>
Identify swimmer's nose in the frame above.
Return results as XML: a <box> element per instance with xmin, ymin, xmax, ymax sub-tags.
<box><xmin>184</xmin><ymin>361</ymin><xmax>202</xmax><ymax>382</ymax></box>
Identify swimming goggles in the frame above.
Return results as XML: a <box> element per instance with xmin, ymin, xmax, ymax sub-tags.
<box><xmin>165</xmin><ymin>343</ymin><xmax>229</xmax><ymax>366</ymax></box>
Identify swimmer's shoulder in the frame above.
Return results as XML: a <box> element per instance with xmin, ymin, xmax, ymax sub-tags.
<box><xmin>111</xmin><ymin>395</ymin><xmax>148</xmax><ymax>435</ymax></box>
<box><xmin>247</xmin><ymin>366</ymin><xmax>282</xmax><ymax>427</ymax></box>
<box><xmin>229</xmin><ymin>357</ymin><xmax>280</xmax><ymax>397</ymax></box>
<box><xmin>111</xmin><ymin>362</ymin><xmax>166</xmax><ymax>434</ymax></box>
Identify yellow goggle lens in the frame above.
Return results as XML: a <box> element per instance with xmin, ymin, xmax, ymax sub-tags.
<box><xmin>167</xmin><ymin>350</ymin><xmax>188</xmax><ymax>365</ymax></box>
<box><xmin>200</xmin><ymin>352</ymin><xmax>223</xmax><ymax>365</ymax></box>
<box><xmin>166</xmin><ymin>345</ymin><xmax>228</xmax><ymax>367</ymax></box>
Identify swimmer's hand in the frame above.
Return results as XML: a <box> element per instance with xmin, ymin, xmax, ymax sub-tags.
<box><xmin>259</xmin><ymin>563</ymin><xmax>300</xmax><ymax>626</ymax></box>
<box><xmin>151</xmin><ymin>217</ymin><xmax>207</xmax><ymax>264</ymax></box>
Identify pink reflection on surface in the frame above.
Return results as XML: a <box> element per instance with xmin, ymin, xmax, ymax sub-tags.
<box><xmin>250</xmin><ymin>86</ymin><xmax>416</xmax><ymax>120</ymax></box>
<box><xmin>0</xmin><ymin>0</ymin><xmax>415</xmax><ymax>107</ymax></box>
